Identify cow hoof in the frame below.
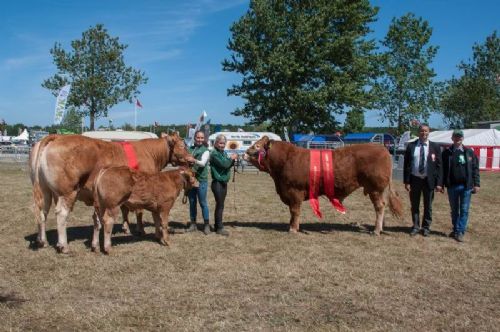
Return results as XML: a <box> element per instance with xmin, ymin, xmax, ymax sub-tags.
<box><xmin>371</xmin><ymin>230</ymin><xmax>381</xmax><ymax>236</ymax></box>
<box><xmin>103</xmin><ymin>248</ymin><xmax>111</xmax><ymax>255</ymax></box>
<box><xmin>288</xmin><ymin>229</ymin><xmax>299</xmax><ymax>234</ymax></box>
<box><xmin>36</xmin><ymin>240</ymin><xmax>48</xmax><ymax>248</ymax></box>
<box><xmin>122</xmin><ymin>227</ymin><xmax>131</xmax><ymax>235</ymax></box>
<box><xmin>56</xmin><ymin>244</ymin><xmax>70</xmax><ymax>254</ymax></box>
<box><xmin>91</xmin><ymin>246</ymin><xmax>98</xmax><ymax>253</ymax></box>
<box><xmin>159</xmin><ymin>238</ymin><xmax>171</xmax><ymax>247</ymax></box>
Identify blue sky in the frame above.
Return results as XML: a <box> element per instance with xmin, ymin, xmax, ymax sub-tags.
<box><xmin>0</xmin><ymin>0</ymin><xmax>498</xmax><ymax>129</ymax></box>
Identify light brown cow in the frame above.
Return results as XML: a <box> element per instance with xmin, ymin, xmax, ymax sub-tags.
<box><xmin>244</xmin><ymin>137</ymin><xmax>403</xmax><ymax>234</ymax></box>
<box><xmin>30</xmin><ymin>132</ymin><xmax>192</xmax><ymax>253</ymax></box>
<box><xmin>93</xmin><ymin>166</ymin><xmax>198</xmax><ymax>254</ymax></box>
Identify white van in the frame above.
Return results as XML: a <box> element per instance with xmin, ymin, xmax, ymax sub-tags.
<box><xmin>207</xmin><ymin>131</ymin><xmax>281</xmax><ymax>156</ymax></box>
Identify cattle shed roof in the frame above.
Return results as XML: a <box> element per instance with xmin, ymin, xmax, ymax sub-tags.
<box><xmin>82</xmin><ymin>131</ymin><xmax>158</xmax><ymax>141</ymax></box>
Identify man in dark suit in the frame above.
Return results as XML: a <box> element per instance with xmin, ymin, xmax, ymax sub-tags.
<box><xmin>404</xmin><ymin>124</ymin><xmax>443</xmax><ymax>236</ymax></box>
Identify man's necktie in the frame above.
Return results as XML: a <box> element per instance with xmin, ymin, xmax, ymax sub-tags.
<box><xmin>419</xmin><ymin>143</ymin><xmax>426</xmax><ymax>174</ymax></box>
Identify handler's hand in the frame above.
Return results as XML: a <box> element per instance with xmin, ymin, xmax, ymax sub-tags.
<box><xmin>472</xmin><ymin>186</ymin><xmax>480</xmax><ymax>194</ymax></box>
<box><xmin>230</xmin><ymin>153</ymin><xmax>238</xmax><ymax>160</ymax></box>
<box><xmin>405</xmin><ymin>184</ymin><xmax>411</xmax><ymax>192</ymax></box>
<box><xmin>435</xmin><ymin>186</ymin><xmax>443</xmax><ymax>193</ymax></box>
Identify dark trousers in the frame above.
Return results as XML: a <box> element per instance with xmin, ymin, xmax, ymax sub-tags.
<box><xmin>409</xmin><ymin>175</ymin><xmax>434</xmax><ymax>230</ymax></box>
<box><xmin>211</xmin><ymin>180</ymin><xmax>227</xmax><ymax>229</ymax></box>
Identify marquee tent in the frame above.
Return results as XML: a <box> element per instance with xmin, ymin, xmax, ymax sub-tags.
<box><xmin>421</xmin><ymin>129</ymin><xmax>500</xmax><ymax>171</ymax></box>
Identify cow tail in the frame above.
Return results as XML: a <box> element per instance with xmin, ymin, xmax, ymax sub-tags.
<box><xmin>93</xmin><ymin>168</ymin><xmax>108</xmax><ymax>213</ymax></box>
<box><xmin>31</xmin><ymin>136</ymin><xmax>57</xmax><ymax>221</ymax></box>
<box><xmin>387</xmin><ymin>167</ymin><xmax>404</xmax><ymax>219</ymax></box>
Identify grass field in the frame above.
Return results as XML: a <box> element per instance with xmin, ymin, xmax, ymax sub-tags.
<box><xmin>0</xmin><ymin>162</ymin><xmax>499</xmax><ymax>331</ymax></box>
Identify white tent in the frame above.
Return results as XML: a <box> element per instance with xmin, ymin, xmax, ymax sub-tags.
<box><xmin>82</xmin><ymin>130</ymin><xmax>158</xmax><ymax>141</ymax></box>
<box><xmin>427</xmin><ymin>129</ymin><xmax>500</xmax><ymax>146</ymax></box>
<box><xmin>412</xmin><ymin>129</ymin><xmax>500</xmax><ymax>171</ymax></box>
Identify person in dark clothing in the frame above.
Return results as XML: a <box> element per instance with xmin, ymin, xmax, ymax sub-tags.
<box><xmin>186</xmin><ymin>130</ymin><xmax>211</xmax><ymax>234</ymax></box>
<box><xmin>442</xmin><ymin>129</ymin><xmax>480</xmax><ymax>242</ymax></box>
<box><xmin>209</xmin><ymin>134</ymin><xmax>238</xmax><ymax>236</ymax></box>
<box><xmin>404</xmin><ymin>124</ymin><xmax>443</xmax><ymax>237</ymax></box>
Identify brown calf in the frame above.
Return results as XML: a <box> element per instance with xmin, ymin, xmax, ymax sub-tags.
<box><xmin>93</xmin><ymin>166</ymin><xmax>198</xmax><ymax>254</ymax></box>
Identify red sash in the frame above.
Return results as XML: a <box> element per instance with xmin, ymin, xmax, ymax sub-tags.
<box><xmin>309</xmin><ymin>150</ymin><xmax>322</xmax><ymax>218</ymax></box>
<box><xmin>309</xmin><ymin>150</ymin><xmax>346</xmax><ymax>219</ymax></box>
<box><xmin>117</xmin><ymin>142</ymin><xmax>139</xmax><ymax>170</ymax></box>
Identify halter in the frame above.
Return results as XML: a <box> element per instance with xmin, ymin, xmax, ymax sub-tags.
<box><xmin>257</xmin><ymin>149</ymin><xmax>267</xmax><ymax>168</ymax></box>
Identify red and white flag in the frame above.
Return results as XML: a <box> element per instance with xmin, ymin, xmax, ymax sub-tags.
<box><xmin>135</xmin><ymin>99</ymin><xmax>143</xmax><ymax>108</ymax></box>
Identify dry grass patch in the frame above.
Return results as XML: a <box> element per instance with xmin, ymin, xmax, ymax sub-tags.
<box><xmin>0</xmin><ymin>162</ymin><xmax>499</xmax><ymax>331</ymax></box>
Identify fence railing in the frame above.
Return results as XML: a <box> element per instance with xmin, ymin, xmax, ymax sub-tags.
<box><xmin>0</xmin><ymin>145</ymin><xmax>31</xmax><ymax>162</ymax></box>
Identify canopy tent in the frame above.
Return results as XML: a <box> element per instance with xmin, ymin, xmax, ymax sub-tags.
<box><xmin>410</xmin><ymin>129</ymin><xmax>500</xmax><ymax>171</ymax></box>
<box><xmin>426</xmin><ymin>129</ymin><xmax>500</xmax><ymax>146</ymax></box>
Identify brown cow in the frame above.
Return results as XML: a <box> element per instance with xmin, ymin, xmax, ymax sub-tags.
<box><xmin>93</xmin><ymin>166</ymin><xmax>198</xmax><ymax>254</ymax></box>
<box><xmin>244</xmin><ymin>137</ymin><xmax>403</xmax><ymax>234</ymax></box>
<box><xmin>30</xmin><ymin>132</ymin><xmax>192</xmax><ymax>253</ymax></box>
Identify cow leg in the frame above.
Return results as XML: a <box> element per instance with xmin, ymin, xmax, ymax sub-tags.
<box><xmin>103</xmin><ymin>207</ymin><xmax>119</xmax><ymax>255</ymax></box>
<box><xmin>159</xmin><ymin>210</ymin><xmax>171</xmax><ymax>246</ymax></box>
<box><xmin>135</xmin><ymin>209</ymin><xmax>146</xmax><ymax>236</ymax></box>
<box><xmin>369</xmin><ymin>191</ymin><xmax>386</xmax><ymax>235</ymax></box>
<box><xmin>91</xmin><ymin>210</ymin><xmax>101</xmax><ymax>252</ymax></box>
<box><xmin>152</xmin><ymin>212</ymin><xmax>162</xmax><ymax>241</ymax></box>
<box><xmin>34</xmin><ymin>186</ymin><xmax>52</xmax><ymax>248</ymax></box>
<box><xmin>120</xmin><ymin>205</ymin><xmax>131</xmax><ymax>235</ymax></box>
<box><xmin>54</xmin><ymin>193</ymin><xmax>76</xmax><ymax>254</ymax></box>
<box><xmin>288</xmin><ymin>203</ymin><xmax>302</xmax><ymax>233</ymax></box>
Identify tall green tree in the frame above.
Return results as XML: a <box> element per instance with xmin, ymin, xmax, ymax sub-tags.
<box><xmin>42</xmin><ymin>24</ymin><xmax>147</xmax><ymax>130</ymax></box>
<box><xmin>343</xmin><ymin>109</ymin><xmax>365</xmax><ymax>133</ymax></box>
<box><xmin>222</xmin><ymin>0</ymin><xmax>379</xmax><ymax>134</ymax></box>
<box><xmin>440</xmin><ymin>31</ymin><xmax>499</xmax><ymax>128</ymax></box>
<box><xmin>374</xmin><ymin>13</ymin><xmax>440</xmax><ymax>134</ymax></box>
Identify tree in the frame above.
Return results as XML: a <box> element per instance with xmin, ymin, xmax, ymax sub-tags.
<box><xmin>440</xmin><ymin>31</ymin><xmax>499</xmax><ymax>128</ymax></box>
<box><xmin>222</xmin><ymin>0</ymin><xmax>379</xmax><ymax>134</ymax></box>
<box><xmin>343</xmin><ymin>109</ymin><xmax>365</xmax><ymax>133</ymax></box>
<box><xmin>374</xmin><ymin>13</ymin><xmax>440</xmax><ymax>134</ymax></box>
<box><xmin>42</xmin><ymin>24</ymin><xmax>147</xmax><ymax>130</ymax></box>
<box><xmin>61</xmin><ymin>108</ymin><xmax>82</xmax><ymax>133</ymax></box>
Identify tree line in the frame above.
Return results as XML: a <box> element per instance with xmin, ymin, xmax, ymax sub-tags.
<box><xmin>36</xmin><ymin>1</ymin><xmax>499</xmax><ymax>136</ymax></box>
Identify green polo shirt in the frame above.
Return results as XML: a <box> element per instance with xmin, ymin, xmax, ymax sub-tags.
<box><xmin>189</xmin><ymin>145</ymin><xmax>209</xmax><ymax>181</ymax></box>
<box><xmin>209</xmin><ymin>149</ymin><xmax>234</xmax><ymax>183</ymax></box>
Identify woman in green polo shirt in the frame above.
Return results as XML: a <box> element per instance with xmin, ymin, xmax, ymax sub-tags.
<box><xmin>187</xmin><ymin>130</ymin><xmax>211</xmax><ymax>234</ymax></box>
<box><xmin>209</xmin><ymin>134</ymin><xmax>238</xmax><ymax>236</ymax></box>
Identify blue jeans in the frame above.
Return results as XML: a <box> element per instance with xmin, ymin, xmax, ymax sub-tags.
<box><xmin>188</xmin><ymin>180</ymin><xmax>209</xmax><ymax>222</ymax></box>
<box><xmin>447</xmin><ymin>184</ymin><xmax>472</xmax><ymax>235</ymax></box>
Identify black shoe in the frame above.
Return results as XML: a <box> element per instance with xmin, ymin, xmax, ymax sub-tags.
<box><xmin>216</xmin><ymin>228</ymin><xmax>229</xmax><ymax>236</ymax></box>
<box><xmin>422</xmin><ymin>229</ymin><xmax>430</xmax><ymax>237</ymax></box>
<box><xmin>203</xmin><ymin>224</ymin><xmax>211</xmax><ymax>235</ymax></box>
<box><xmin>410</xmin><ymin>228</ymin><xmax>419</xmax><ymax>236</ymax></box>
<box><xmin>448</xmin><ymin>231</ymin><xmax>457</xmax><ymax>238</ymax></box>
<box><xmin>455</xmin><ymin>233</ymin><xmax>464</xmax><ymax>242</ymax></box>
<box><xmin>186</xmin><ymin>222</ymin><xmax>197</xmax><ymax>232</ymax></box>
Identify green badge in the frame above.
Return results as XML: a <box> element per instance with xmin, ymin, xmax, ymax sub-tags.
<box><xmin>458</xmin><ymin>154</ymin><xmax>465</xmax><ymax>164</ymax></box>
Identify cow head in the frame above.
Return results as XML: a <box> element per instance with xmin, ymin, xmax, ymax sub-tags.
<box><xmin>244</xmin><ymin>136</ymin><xmax>271</xmax><ymax>171</ymax></box>
<box><xmin>181</xmin><ymin>167</ymin><xmax>200</xmax><ymax>192</ymax></box>
<box><xmin>163</xmin><ymin>132</ymin><xmax>193</xmax><ymax>166</ymax></box>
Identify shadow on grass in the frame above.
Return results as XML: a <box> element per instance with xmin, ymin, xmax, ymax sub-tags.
<box><xmin>24</xmin><ymin>220</ymin><xmax>190</xmax><ymax>251</ymax></box>
<box><xmin>226</xmin><ymin>220</ymin><xmax>448</xmax><ymax>237</ymax></box>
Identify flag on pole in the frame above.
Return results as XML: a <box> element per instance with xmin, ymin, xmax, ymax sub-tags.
<box><xmin>186</xmin><ymin>110</ymin><xmax>207</xmax><ymax>146</ymax></box>
<box><xmin>54</xmin><ymin>84</ymin><xmax>71</xmax><ymax>125</ymax></box>
<box><xmin>136</xmin><ymin>99</ymin><xmax>143</xmax><ymax>109</ymax></box>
